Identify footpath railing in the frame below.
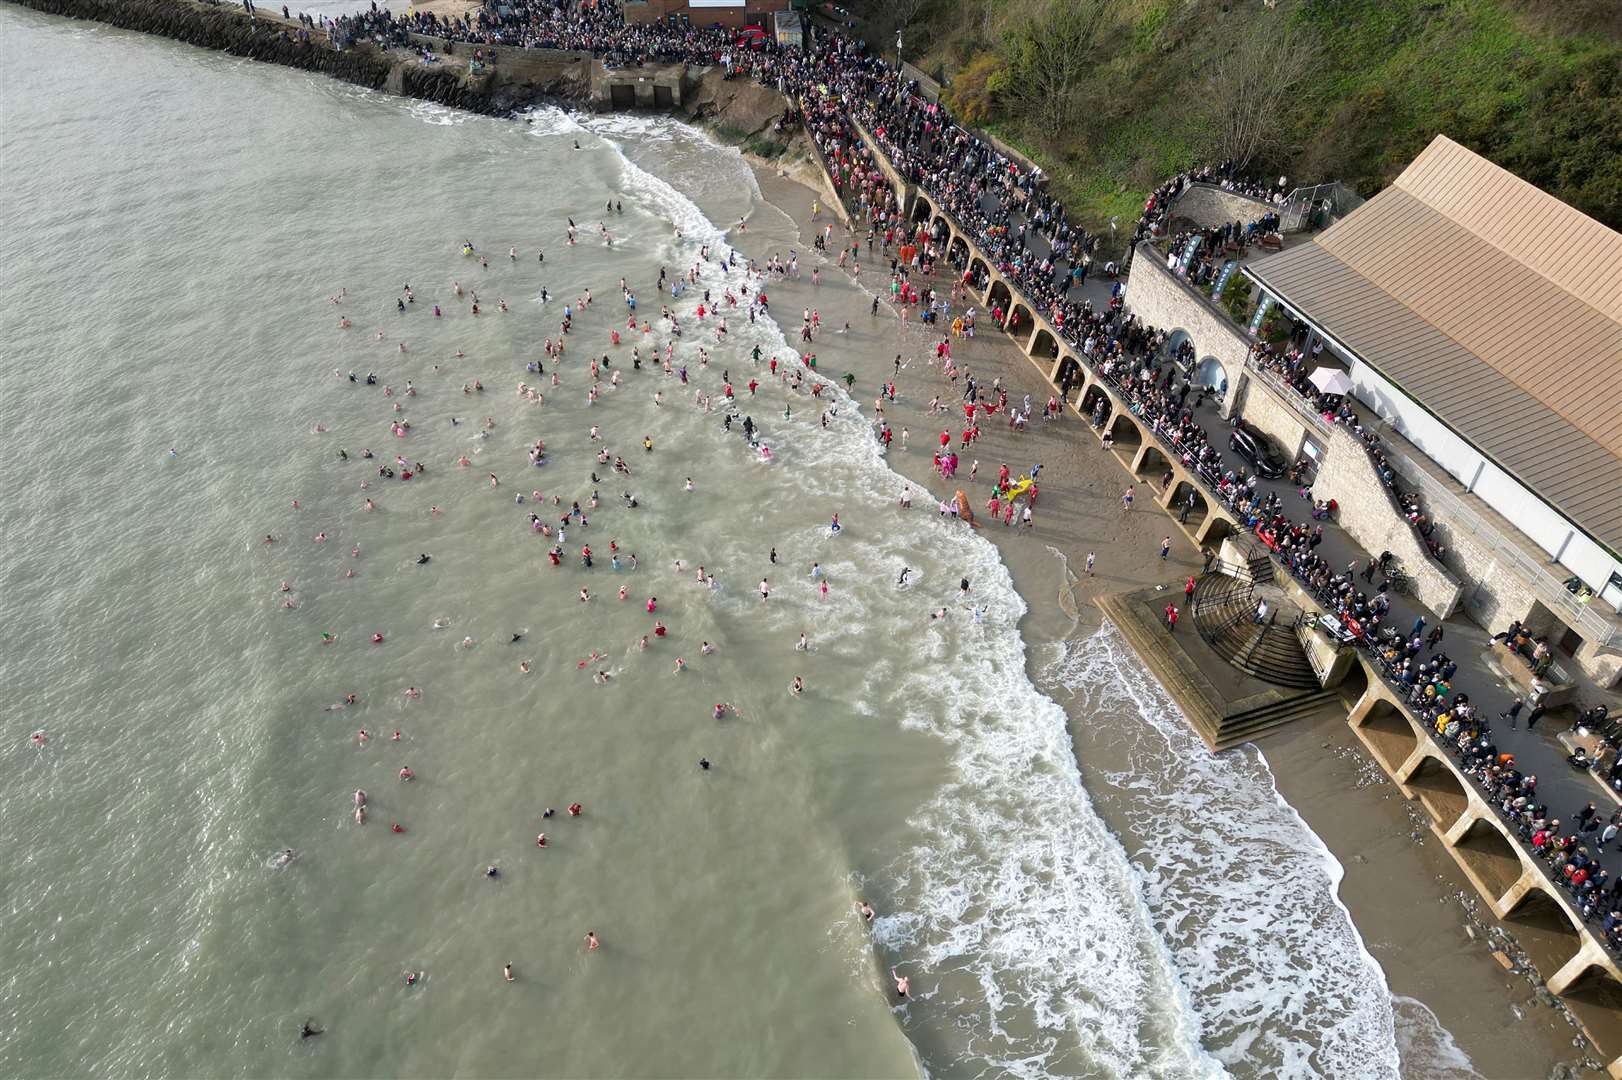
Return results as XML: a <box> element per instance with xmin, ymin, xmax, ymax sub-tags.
<box><xmin>1242</xmin><ymin>356</ymin><xmax>1331</xmax><ymax>434</ymax></box>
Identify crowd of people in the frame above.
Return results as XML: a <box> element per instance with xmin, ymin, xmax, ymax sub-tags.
<box><xmin>1247</xmin><ymin>337</ymin><xmax>1452</xmax><ymax>565</ymax></box>
<box><xmin>268</xmin><ymin>0</ymin><xmax>1619</xmax><ymax>963</ymax></box>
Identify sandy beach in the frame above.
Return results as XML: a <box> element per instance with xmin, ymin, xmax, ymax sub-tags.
<box><xmin>729</xmin><ymin>141</ymin><xmax>1588</xmax><ymax>1076</ymax></box>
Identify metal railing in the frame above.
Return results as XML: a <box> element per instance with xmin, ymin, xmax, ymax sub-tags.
<box><xmin>1242</xmin><ymin>357</ymin><xmax>1332</xmax><ymax>434</ymax></box>
<box><xmin>1279</xmin><ymin>181</ymin><xmax>1364</xmax><ymax>233</ymax></box>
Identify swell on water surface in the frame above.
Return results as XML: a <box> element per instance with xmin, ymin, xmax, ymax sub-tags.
<box><xmin>1044</xmin><ymin>621</ymin><xmax>1404</xmax><ymax>1077</ymax></box>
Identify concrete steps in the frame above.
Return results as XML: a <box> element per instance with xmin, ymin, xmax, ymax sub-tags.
<box><xmin>1217</xmin><ymin>687</ymin><xmax>1342</xmax><ymax>745</ymax></box>
<box><xmin>1098</xmin><ymin>590</ymin><xmax>1339</xmax><ymax>751</ymax></box>
<box><xmin>1192</xmin><ymin>571</ymin><xmax>1319</xmax><ymax>689</ymax></box>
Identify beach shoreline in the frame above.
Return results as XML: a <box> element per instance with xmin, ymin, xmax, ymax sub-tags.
<box><xmin>0</xmin><ymin>0</ymin><xmax>1593</xmax><ymax>1063</ymax></box>
<box><xmin>727</xmin><ymin>152</ymin><xmax>1589</xmax><ymax>1076</ymax></box>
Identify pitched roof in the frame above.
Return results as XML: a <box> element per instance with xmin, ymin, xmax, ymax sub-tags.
<box><xmin>1246</xmin><ymin>135</ymin><xmax>1622</xmax><ymax>552</ymax></box>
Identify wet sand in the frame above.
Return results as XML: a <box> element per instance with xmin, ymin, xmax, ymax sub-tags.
<box><xmin>728</xmin><ymin>146</ymin><xmax>1586</xmax><ymax>1076</ymax></box>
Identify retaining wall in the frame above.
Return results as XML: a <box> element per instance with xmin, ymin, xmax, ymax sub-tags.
<box><xmin>1313</xmin><ymin>423</ymin><xmax>1465</xmax><ymax>618</ymax></box>
<box><xmin>1170</xmin><ymin>183</ymin><xmax>1280</xmax><ymax>230</ymax></box>
<box><xmin>1123</xmin><ymin>246</ymin><xmax>1253</xmax><ymax>413</ymax></box>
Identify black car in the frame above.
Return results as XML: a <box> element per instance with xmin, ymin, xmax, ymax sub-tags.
<box><xmin>1229</xmin><ymin>421</ymin><xmax>1289</xmax><ymax>479</ymax></box>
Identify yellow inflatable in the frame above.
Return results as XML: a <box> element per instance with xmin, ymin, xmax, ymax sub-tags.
<box><xmin>1005</xmin><ymin>478</ymin><xmax>1033</xmax><ymax>501</ymax></box>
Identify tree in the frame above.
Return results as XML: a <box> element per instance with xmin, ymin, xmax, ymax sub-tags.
<box><xmin>942</xmin><ymin>52</ymin><xmax>1007</xmax><ymax>125</ymax></box>
<box><xmin>1206</xmin><ymin>26</ymin><xmax>1317</xmax><ymax>172</ymax></box>
<box><xmin>998</xmin><ymin>0</ymin><xmax>1114</xmax><ymax>140</ymax></box>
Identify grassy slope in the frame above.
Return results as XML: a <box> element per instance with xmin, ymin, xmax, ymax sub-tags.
<box><xmin>891</xmin><ymin>0</ymin><xmax>1622</xmax><ymax>233</ymax></box>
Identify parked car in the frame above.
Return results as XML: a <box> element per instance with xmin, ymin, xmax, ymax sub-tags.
<box><xmin>1229</xmin><ymin>421</ymin><xmax>1289</xmax><ymax>479</ymax></box>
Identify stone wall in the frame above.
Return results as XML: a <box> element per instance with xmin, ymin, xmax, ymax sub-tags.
<box><xmin>1313</xmin><ymin>423</ymin><xmax>1465</xmax><ymax>617</ymax></box>
<box><xmin>1123</xmin><ymin>245</ymin><xmax>1253</xmax><ymax>410</ymax></box>
<box><xmin>1235</xmin><ymin>372</ymin><xmax>1310</xmax><ymax>462</ymax></box>
<box><xmin>1170</xmin><ymin>183</ymin><xmax>1279</xmax><ymax>230</ymax></box>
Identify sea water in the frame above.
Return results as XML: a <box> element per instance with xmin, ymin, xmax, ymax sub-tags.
<box><xmin>0</xmin><ymin>9</ymin><xmax>1460</xmax><ymax>1078</ymax></box>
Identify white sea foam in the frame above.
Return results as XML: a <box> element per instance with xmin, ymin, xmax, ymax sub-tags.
<box><xmin>1392</xmin><ymin>996</ymin><xmax>1481</xmax><ymax>1080</ymax></box>
<box><xmin>404</xmin><ymin>100</ymin><xmax>471</xmax><ymax>126</ymax></box>
<box><xmin>1044</xmin><ymin>622</ymin><xmax>1405</xmax><ymax>1077</ymax></box>
<box><xmin>588</xmin><ymin>115</ymin><xmax>1225</xmax><ymax>1079</ymax></box>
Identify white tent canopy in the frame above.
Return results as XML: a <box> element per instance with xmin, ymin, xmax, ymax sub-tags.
<box><xmin>1308</xmin><ymin>366</ymin><xmax>1354</xmax><ymax>395</ymax></box>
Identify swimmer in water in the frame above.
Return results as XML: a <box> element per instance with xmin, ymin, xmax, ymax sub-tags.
<box><xmin>504</xmin><ymin>963</ymin><xmax>515</xmax><ymax>983</ymax></box>
<box><xmin>891</xmin><ymin>968</ymin><xmax>909</xmax><ymax>999</ymax></box>
<box><xmin>857</xmin><ymin>899</ymin><xmax>876</xmax><ymax>922</ymax></box>
<box><xmin>585</xmin><ymin>931</ymin><xmax>600</xmax><ymax>951</ymax></box>
<box><xmin>31</xmin><ymin>730</ymin><xmax>49</xmax><ymax>747</ymax></box>
<box><xmin>536</xmin><ymin>833</ymin><xmax>548</xmax><ymax>847</ymax></box>
<box><xmin>300</xmin><ymin>1020</ymin><xmax>323</xmax><ymax>1040</ymax></box>
<box><xmin>432</xmin><ymin>617</ymin><xmax>450</xmax><ymax>630</ymax></box>
<box><xmin>791</xmin><ymin>676</ymin><xmax>804</xmax><ymax>695</ymax></box>
<box><xmin>796</xmin><ymin>633</ymin><xmax>808</xmax><ymax>651</ymax></box>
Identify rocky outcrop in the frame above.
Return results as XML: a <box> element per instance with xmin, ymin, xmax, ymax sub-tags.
<box><xmin>680</xmin><ymin>67</ymin><xmax>792</xmax><ymax>137</ymax></box>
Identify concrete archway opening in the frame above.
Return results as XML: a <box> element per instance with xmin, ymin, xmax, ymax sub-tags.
<box><xmin>1553</xmin><ymin>966</ymin><xmax>1622</xmax><ymax>1071</ymax></box>
<box><xmin>1031</xmin><ymin>328</ymin><xmax>1059</xmax><ymax>361</ymax></box>
<box><xmin>1405</xmin><ymin>755</ymin><xmax>1470</xmax><ymax>832</ymax></box>
<box><xmin>1451</xmin><ymin>816</ymin><xmax>1524</xmax><ymax>901</ymax></box>
<box><xmin>1105</xmin><ymin>412</ymin><xmax>1143</xmax><ymax>458</ymax></box>
<box><xmin>987</xmin><ymin>280</ymin><xmax>1013</xmax><ymax>317</ymax></box>
<box><xmin>1168</xmin><ymin>481</ymin><xmax>1209</xmax><ymax>530</ymax></box>
<box><xmin>1198</xmin><ymin>515</ymin><xmax>1237</xmax><ymax>546</ymax></box>
<box><xmin>911</xmin><ymin>196</ymin><xmax>933</xmax><ymax>224</ymax></box>
<box><xmin>1136</xmin><ymin>444</ymin><xmax>1173</xmax><ymax>486</ymax></box>
<box><xmin>949</xmin><ymin>236</ymin><xmax>969</xmax><ymax>268</ymax></box>
<box><xmin>1081</xmin><ymin>386</ymin><xmax>1113</xmax><ymax>428</ymax></box>
<box><xmin>1502</xmin><ymin>887</ymin><xmax>1588</xmax><ymax>980</ymax></box>
<box><xmin>1055</xmin><ymin>357</ymin><xmax>1084</xmax><ymax>400</ymax></box>
<box><xmin>1194</xmin><ymin>355</ymin><xmax>1229</xmax><ymax>396</ymax></box>
<box><xmin>1163</xmin><ymin>329</ymin><xmax>1194</xmax><ymax>369</ymax></box>
<box><xmin>1355</xmin><ymin>698</ymin><xmax>1420</xmax><ymax>774</ymax></box>
<box><xmin>1007</xmin><ymin>303</ymin><xmax>1033</xmax><ymax>337</ymax></box>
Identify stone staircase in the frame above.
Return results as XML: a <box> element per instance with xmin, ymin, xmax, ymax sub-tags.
<box><xmin>1098</xmin><ymin>589</ymin><xmax>1344</xmax><ymax>751</ymax></box>
<box><xmin>1191</xmin><ymin>570</ymin><xmax>1319</xmax><ymax>690</ymax></box>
